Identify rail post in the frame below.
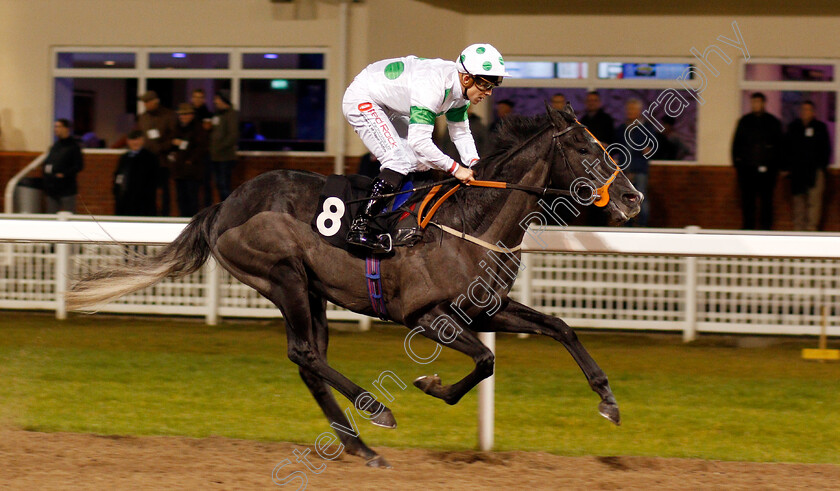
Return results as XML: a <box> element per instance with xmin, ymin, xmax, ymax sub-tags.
<box><xmin>683</xmin><ymin>226</ymin><xmax>700</xmax><ymax>342</ymax></box>
<box><xmin>477</xmin><ymin>331</ymin><xmax>495</xmax><ymax>451</ymax></box>
<box><xmin>205</xmin><ymin>257</ymin><xmax>220</xmax><ymax>325</ymax></box>
<box><xmin>55</xmin><ymin>212</ymin><xmax>71</xmax><ymax>320</ymax></box>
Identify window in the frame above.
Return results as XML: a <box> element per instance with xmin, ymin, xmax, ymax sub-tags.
<box><xmin>148</xmin><ymin>52</ymin><xmax>229</xmax><ymax>69</ymax></box>
<box><xmin>241</xmin><ymin>53</ymin><xmax>324</xmax><ymax>70</ymax></box>
<box><xmin>744</xmin><ymin>63</ymin><xmax>833</xmax><ymax>82</ymax></box>
<box><xmin>52</xmin><ymin>48</ymin><xmax>328</xmax><ymax>153</ymax></box>
<box><xmin>54</xmin><ymin>77</ymin><xmax>137</xmax><ymax>148</ymax></box>
<box><xmin>493</xmin><ymin>58</ymin><xmax>699</xmax><ymax>161</ymax></box>
<box><xmin>504</xmin><ymin>61</ymin><xmax>587</xmax><ymax>79</ymax></box>
<box><xmin>57</xmin><ymin>52</ymin><xmax>135</xmax><ymax>69</ymax></box>
<box><xmin>597</xmin><ymin>62</ymin><xmax>693</xmax><ymax>80</ymax></box>
<box><xmin>740</xmin><ymin>60</ymin><xmax>839</xmax><ymax>165</ymax></box>
<box><xmin>239</xmin><ymin>79</ymin><xmax>326</xmax><ymax>151</ymax></box>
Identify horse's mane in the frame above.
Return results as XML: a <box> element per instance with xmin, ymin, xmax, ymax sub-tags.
<box><xmin>435</xmin><ymin>110</ymin><xmax>573</xmax><ymax>236</ymax></box>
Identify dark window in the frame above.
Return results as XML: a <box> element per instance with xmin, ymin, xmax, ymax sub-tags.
<box><xmin>239</xmin><ymin>79</ymin><xmax>326</xmax><ymax>151</ymax></box>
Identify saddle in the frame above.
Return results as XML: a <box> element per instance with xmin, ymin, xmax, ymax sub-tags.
<box><xmin>311</xmin><ymin>172</ymin><xmax>456</xmax><ymax>253</ymax></box>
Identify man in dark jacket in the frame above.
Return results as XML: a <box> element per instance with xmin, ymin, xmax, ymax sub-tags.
<box><xmin>613</xmin><ymin>99</ymin><xmax>653</xmax><ymax>227</ymax></box>
<box><xmin>114</xmin><ymin>130</ymin><xmax>158</xmax><ymax>216</ymax></box>
<box><xmin>731</xmin><ymin>92</ymin><xmax>783</xmax><ymax>230</ymax></box>
<box><xmin>170</xmin><ymin>103</ymin><xmax>209</xmax><ymax>217</ymax></box>
<box><xmin>191</xmin><ymin>88</ymin><xmax>215</xmax><ymax>207</ymax></box>
<box><xmin>210</xmin><ymin>90</ymin><xmax>239</xmax><ymax>202</ymax></box>
<box><xmin>137</xmin><ymin>90</ymin><xmax>177</xmax><ymax>216</ymax></box>
<box><xmin>580</xmin><ymin>91</ymin><xmax>615</xmax><ymax>227</ymax></box>
<box><xmin>42</xmin><ymin>118</ymin><xmax>84</xmax><ymax>213</ymax></box>
<box><xmin>580</xmin><ymin>91</ymin><xmax>614</xmax><ymax>145</ymax></box>
<box><xmin>785</xmin><ymin>100</ymin><xmax>831</xmax><ymax>231</ymax></box>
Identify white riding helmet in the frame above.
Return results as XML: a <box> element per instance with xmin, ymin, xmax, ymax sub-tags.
<box><xmin>457</xmin><ymin>43</ymin><xmax>510</xmax><ymax>78</ymax></box>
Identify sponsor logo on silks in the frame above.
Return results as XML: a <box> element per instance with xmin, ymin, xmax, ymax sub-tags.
<box><xmin>358</xmin><ymin>102</ymin><xmax>398</xmax><ymax>149</ymax></box>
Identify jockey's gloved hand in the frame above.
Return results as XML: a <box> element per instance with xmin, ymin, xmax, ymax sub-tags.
<box><xmin>453</xmin><ymin>165</ymin><xmax>475</xmax><ymax>184</ymax></box>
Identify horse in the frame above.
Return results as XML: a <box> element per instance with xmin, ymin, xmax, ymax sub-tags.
<box><xmin>66</xmin><ymin>103</ymin><xmax>642</xmax><ymax>468</ymax></box>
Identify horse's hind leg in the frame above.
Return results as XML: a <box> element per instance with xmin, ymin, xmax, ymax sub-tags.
<box><xmin>479</xmin><ymin>300</ymin><xmax>620</xmax><ymax>425</ymax></box>
<box><xmin>298</xmin><ymin>293</ymin><xmax>390</xmax><ymax>468</ymax></box>
<box><xmin>269</xmin><ymin>260</ymin><xmax>397</xmax><ymax>429</ymax></box>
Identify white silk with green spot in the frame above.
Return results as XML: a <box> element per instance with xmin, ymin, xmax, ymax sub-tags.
<box><xmin>345</xmin><ymin>55</ymin><xmax>480</xmax><ymax>172</ymax></box>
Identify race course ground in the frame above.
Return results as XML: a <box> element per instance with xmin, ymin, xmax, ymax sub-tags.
<box><xmin>0</xmin><ymin>312</ymin><xmax>838</xmax><ymax>489</ymax></box>
<box><xmin>2</xmin><ymin>428</ymin><xmax>839</xmax><ymax>490</ymax></box>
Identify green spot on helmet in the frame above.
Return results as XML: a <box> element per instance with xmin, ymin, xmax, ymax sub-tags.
<box><xmin>456</xmin><ymin>43</ymin><xmax>510</xmax><ymax>78</ymax></box>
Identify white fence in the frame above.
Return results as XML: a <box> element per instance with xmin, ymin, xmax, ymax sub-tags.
<box><xmin>3</xmin><ymin>215</ymin><xmax>840</xmax><ymax>452</ymax></box>
<box><xmin>1</xmin><ymin>215</ymin><xmax>839</xmax><ymax>341</ymax></box>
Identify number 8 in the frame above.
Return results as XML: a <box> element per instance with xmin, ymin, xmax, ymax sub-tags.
<box><xmin>316</xmin><ymin>197</ymin><xmax>346</xmax><ymax>237</ymax></box>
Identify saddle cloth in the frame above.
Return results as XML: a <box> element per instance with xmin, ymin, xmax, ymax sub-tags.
<box><xmin>310</xmin><ymin>174</ymin><xmax>425</xmax><ymax>251</ymax></box>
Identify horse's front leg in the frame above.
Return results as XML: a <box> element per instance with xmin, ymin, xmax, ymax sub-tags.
<box><xmin>408</xmin><ymin>304</ymin><xmax>495</xmax><ymax>406</ymax></box>
<box><xmin>480</xmin><ymin>300</ymin><xmax>620</xmax><ymax>425</ymax></box>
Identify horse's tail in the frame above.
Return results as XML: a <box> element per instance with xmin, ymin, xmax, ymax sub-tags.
<box><xmin>66</xmin><ymin>203</ymin><xmax>222</xmax><ymax>311</ymax></box>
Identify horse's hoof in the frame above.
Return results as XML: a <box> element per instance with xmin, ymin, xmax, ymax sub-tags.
<box><xmin>598</xmin><ymin>401</ymin><xmax>621</xmax><ymax>426</ymax></box>
<box><xmin>413</xmin><ymin>374</ymin><xmax>441</xmax><ymax>394</ymax></box>
<box><xmin>371</xmin><ymin>408</ymin><xmax>397</xmax><ymax>429</ymax></box>
<box><xmin>365</xmin><ymin>455</ymin><xmax>392</xmax><ymax>468</ymax></box>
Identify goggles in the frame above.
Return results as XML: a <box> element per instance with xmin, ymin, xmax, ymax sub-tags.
<box><xmin>473</xmin><ymin>76</ymin><xmax>502</xmax><ymax>92</ymax></box>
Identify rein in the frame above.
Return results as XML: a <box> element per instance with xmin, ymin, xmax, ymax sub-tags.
<box><xmin>346</xmin><ymin>117</ymin><xmax>624</xmax><ymax>238</ymax></box>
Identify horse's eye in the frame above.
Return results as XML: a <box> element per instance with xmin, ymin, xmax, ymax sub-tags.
<box><xmin>579</xmin><ymin>147</ymin><xmax>589</xmax><ymax>155</ymax></box>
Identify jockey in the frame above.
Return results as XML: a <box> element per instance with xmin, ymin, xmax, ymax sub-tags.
<box><xmin>343</xmin><ymin>43</ymin><xmax>509</xmax><ymax>252</ymax></box>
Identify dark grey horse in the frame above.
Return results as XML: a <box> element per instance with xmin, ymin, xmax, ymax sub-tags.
<box><xmin>67</xmin><ymin>103</ymin><xmax>642</xmax><ymax>467</ymax></box>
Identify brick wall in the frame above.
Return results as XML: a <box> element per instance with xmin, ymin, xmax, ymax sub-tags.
<box><xmin>2</xmin><ymin>151</ymin><xmax>839</xmax><ymax>231</ymax></box>
<box><xmin>0</xmin><ymin>152</ymin><xmax>358</xmax><ymax>216</ymax></box>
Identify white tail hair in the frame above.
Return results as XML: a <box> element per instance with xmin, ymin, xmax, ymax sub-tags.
<box><xmin>66</xmin><ymin>204</ymin><xmax>220</xmax><ymax>311</ymax></box>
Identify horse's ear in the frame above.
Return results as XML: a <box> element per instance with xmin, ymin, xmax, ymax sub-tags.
<box><xmin>544</xmin><ymin>101</ymin><xmax>565</xmax><ymax>127</ymax></box>
<box><xmin>564</xmin><ymin>101</ymin><xmax>576</xmax><ymax>117</ymax></box>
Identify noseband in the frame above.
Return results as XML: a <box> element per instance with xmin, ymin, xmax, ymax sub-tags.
<box><xmin>551</xmin><ymin>120</ymin><xmax>622</xmax><ymax>208</ymax></box>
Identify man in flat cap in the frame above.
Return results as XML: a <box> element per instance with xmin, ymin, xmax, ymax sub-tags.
<box><xmin>210</xmin><ymin>89</ymin><xmax>239</xmax><ymax>202</ymax></box>
<box><xmin>137</xmin><ymin>90</ymin><xmax>177</xmax><ymax>216</ymax></box>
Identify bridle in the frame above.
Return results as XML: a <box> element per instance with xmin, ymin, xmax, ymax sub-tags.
<box><xmin>347</xmin><ymin>116</ymin><xmax>623</xmax><ymax>207</ymax></box>
<box><xmin>547</xmin><ymin>119</ymin><xmax>622</xmax><ymax>207</ymax></box>
<box><xmin>470</xmin><ymin>117</ymin><xmax>622</xmax><ymax>207</ymax></box>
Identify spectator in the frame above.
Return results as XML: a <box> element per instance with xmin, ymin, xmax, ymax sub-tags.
<box><xmin>550</xmin><ymin>93</ymin><xmax>567</xmax><ymax>111</ymax></box>
<box><xmin>659</xmin><ymin>116</ymin><xmax>690</xmax><ymax>160</ymax></box>
<box><xmin>614</xmin><ymin>99</ymin><xmax>653</xmax><ymax>226</ymax></box>
<box><xmin>357</xmin><ymin>152</ymin><xmax>381</xmax><ymax>179</ymax></box>
<box><xmin>580</xmin><ymin>91</ymin><xmax>614</xmax><ymax>145</ymax></box>
<box><xmin>210</xmin><ymin>90</ymin><xmax>239</xmax><ymax>202</ymax></box>
<box><xmin>784</xmin><ymin>100</ymin><xmax>831</xmax><ymax>231</ymax></box>
<box><xmin>113</xmin><ymin>130</ymin><xmax>158</xmax><ymax>216</ymax></box>
<box><xmin>42</xmin><ymin>118</ymin><xmax>83</xmax><ymax>213</ymax></box>
<box><xmin>192</xmin><ymin>88</ymin><xmax>215</xmax><ymax>207</ymax></box>
<box><xmin>137</xmin><ymin>90</ymin><xmax>177</xmax><ymax>216</ymax></box>
<box><xmin>171</xmin><ymin>103</ymin><xmax>209</xmax><ymax>217</ymax></box>
<box><xmin>43</xmin><ymin>118</ymin><xmax>84</xmax><ymax>213</ymax></box>
<box><xmin>488</xmin><ymin>99</ymin><xmax>515</xmax><ymax>135</ymax></box>
<box><xmin>191</xmin><ymin>88</ymin><xmax>213</xmax><ymax>123</ymax></box>
<box><xmin>732</xmin><ymin>92</ymin><xmax>783</xmax><ymax>230</ymax></box>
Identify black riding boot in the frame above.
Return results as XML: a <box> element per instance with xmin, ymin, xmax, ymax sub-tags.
<box><xmin>346</xmin><ymin>177</ymin><xmax>397</xmax><ymax>253</ymax></box>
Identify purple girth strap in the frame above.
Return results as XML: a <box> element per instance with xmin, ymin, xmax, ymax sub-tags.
<box><xmin>365</xmin><ymin>257</ymin><xmax>388</xmax><ymax>320</ymax></box>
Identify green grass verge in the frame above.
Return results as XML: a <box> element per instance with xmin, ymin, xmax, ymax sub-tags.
<box><xmin>0</xmin><ymin>312</ymin><xmax>838</xmax><ymax>463</ymax></box>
